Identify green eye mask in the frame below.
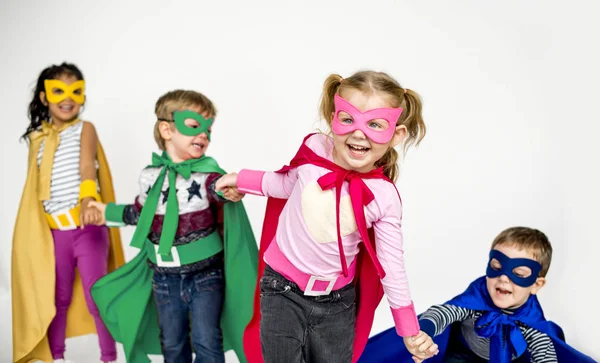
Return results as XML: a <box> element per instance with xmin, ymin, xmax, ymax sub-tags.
<box><xmin>160</xmin><ymin>110</ymin><xmax>214</xmax><ymax>140</ymax></box>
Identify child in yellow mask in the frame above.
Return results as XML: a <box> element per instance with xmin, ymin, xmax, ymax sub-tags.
<box><xmin>11</xmin><ymin>62</ymin><xmax>124</xmax><ymax>363</ymax></box>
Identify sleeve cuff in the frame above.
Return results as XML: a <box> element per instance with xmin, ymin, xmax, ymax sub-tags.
<box><xmin>105</xmin><ymin>202</ymin><xmax>126</xmax><ymax>224</ymax></box>
<box><xmin>211</xmin><ymin>175</ymin><xmax>229</xmax><ymax>203</ymax></box>
<box><xmin>79</xmin><ymin>179</ymin><xmax>102</xmax><ymax>202</ymax></box>
<box><xmin>418</xmin><ymin>318</ymin><xmax>437</xmax><ymax>337</ymax></box>
<box><xmin>391</xmin><ymin>302</ymin><xmax>420</xmax><ymax>337</ymax></box>
<box><xmin>237</xmin><ymin>169</ymin><xmax>265</xmax><ymax>195</ymax></box>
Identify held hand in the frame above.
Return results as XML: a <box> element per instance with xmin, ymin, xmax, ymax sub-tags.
<box><xmin>222</xmin><ymin>187</ymin><xmax>245</xmax><ymax>202</ymax></box>
<box><xmin>84</xmin><ymin>200</ymin><xmax>107</xmax><ymax>226</ymax></box>
<box><xmin>80</xmin><ymin>198</ymin><xmax>104</xmax><ymax>228</ymax></box>
<box><xmin>215</xmin><ymin>172</ymin><xmax>238</xmax><ymax>192</ymax></box>
<box><xmin>403</xmin><ymin>331</ymin><xmax>439</xmax><ymax>361</ymax></box>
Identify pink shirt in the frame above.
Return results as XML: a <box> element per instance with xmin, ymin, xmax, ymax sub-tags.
<box><xmin>239</xmin><ymin>134</ymin><xmax>413</xmax><ymax>309</ymax></box>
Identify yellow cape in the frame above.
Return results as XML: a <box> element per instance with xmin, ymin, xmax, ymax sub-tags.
<box><xmin>11</xmin><ymin>126</ymin><xmax>125</xmax><ymax>363</ymax></box>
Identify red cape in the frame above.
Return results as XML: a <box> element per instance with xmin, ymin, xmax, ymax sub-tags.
<box><xmin>243</xmin><ymin>134</ymin><xmax>399</xmax><ymax>362</ymax></box>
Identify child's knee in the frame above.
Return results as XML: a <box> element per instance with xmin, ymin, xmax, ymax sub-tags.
<box><xmin>54</xmin><ymin>288</ymin><xmax>74</xmax><ymax>309</ymax></box>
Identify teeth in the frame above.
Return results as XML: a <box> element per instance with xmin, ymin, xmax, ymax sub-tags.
<box><xmin>348</xmin><ymin>145</ymin><xmax>369</xmax><ymax>154</ymax></box>
<box><xmin>348</xmin><ymin>144</ymin><xmax>368</xmax><ymax>156</ymax></box>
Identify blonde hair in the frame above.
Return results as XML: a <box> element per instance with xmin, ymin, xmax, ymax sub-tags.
<box><xmin>319</xmin><ymin>71</ymin><xmax>426</xmax><ymax>182</ymax></box>
<box><xmin>153</xmin><ymin>90</ymin><xmax>217</xmax><ymax>150</ymax></box>
<box><xmin>491</xmin><ymin>227</ymin><xmax>553</xmax><ymax>277</ymax></box>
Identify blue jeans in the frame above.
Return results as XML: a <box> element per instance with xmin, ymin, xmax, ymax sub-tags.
<box><xmin>152</xmin><ymin>266</ymin><xmax>225</xmax><ymax>363</ymax></box>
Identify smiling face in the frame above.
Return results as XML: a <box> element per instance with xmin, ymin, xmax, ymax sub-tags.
<box><xmin>486</xmin><ymin>243</ymin><xmax>546</xmax><ymax>309</ymax></box>
<box><xmin>331</xmin><ymin>88</ymin><xmax>406</xmax><ymax>173</ymax></box>
<box><xmin>160</xmin><ymin>105</ymin><xmax>212</xmax><ymax>162</ymax></box>
<box><xmin>40</xmin><ymin>73</ymin><xmax>83</xmax><ymax>126</ymax></box>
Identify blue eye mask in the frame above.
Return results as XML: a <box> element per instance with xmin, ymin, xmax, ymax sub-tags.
<box><xmin>486</xmin><ymin>250</ymin><xmax>542</xmax><ymax>288</ymax></box>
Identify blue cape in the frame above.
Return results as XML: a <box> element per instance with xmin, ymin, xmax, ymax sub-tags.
<box><xmin>358</xmin><ymin>276</ymin><xmax>596</xmax><ymax>362</ymax></box>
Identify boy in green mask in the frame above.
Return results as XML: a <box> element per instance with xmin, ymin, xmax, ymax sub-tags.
<box><xmin>89</xmin><ymin>90</ymin><xmax>258</xmax><ymax>363</ymax></box>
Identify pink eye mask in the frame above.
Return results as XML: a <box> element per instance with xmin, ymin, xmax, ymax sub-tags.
<box><xmin>332</xmin><ymin>94</ymin><xmax>403</xmax><ymax>144</ymax></box>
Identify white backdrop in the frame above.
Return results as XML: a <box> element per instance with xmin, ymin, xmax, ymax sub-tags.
<box><xmin>1</xmin><ymin>0</ymin><xmax>598</xmax><ymax>361</ymax></box>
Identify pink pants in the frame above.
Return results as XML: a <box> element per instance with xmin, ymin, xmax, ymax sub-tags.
<box><xmin>48</xmin><ymin>225</ymin><xmax>116</xmax><ymax>362</ymax></box>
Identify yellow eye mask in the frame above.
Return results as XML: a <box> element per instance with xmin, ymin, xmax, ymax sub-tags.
<box><xmin>44</xmin><ymin>79</ymin><xmax>86</xmax><ymax>104</ymax></box>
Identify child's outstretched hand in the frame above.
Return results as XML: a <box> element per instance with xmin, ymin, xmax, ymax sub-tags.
<box><xmin>403</xmin><ymin>331</ymin><xmax>439</xmax><ymax>362</ymax></box>
<box><xmin>215</xmin><ymin>172</ymin><xmax>238</xmax><ymax>191</ymax></box>
<box><xmin>216</xmin><ymin>173</ymin><xmax>244</xmax><ymax>202</ymax></box>
<box><xmin>221</xmin><ymin>187</ymin><xmax>245</xmax><ymax>202</ymax></box>
<box><xmin>80</xmin><ymin>198</ymin><xmax>104</xmax><ymax>228</ymax></box>
<box><xmin>85</xmin><ymin>200</ymin><xmax>107</xmax><ymax>226</ymax></box>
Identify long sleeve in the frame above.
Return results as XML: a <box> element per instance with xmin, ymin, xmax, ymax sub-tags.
<box><xmin>206</xmin><ymin>172</ymin><xmax>228</xmax><ymax>204</ymax></box>
<box><xmin>373</xmin><ymin>199</ymin><xmax>410</xmax><ymax>309</ymax></box>
<box><xmin>419</xmin><ymin>304</ymin><xmax>476</xmax><ymax>337</ymax></box>
<box><xmin>237</xmin><ymin>168</ymin><xmax>299</xmax><ymax>199</ymax></box>
<box><xmin>105</xmin><ymin>202</ymin><xmax>130</xmax><ymax>225</ymax></box>
<box><xmin>104</xmin><ymin>170</ymin><xmax>147</xmax><ymax>225</ymax></box>
<box><xmin>105</xmin><ymin>202</ymin><xmax>140</xmax><ymax>225</ymax></box>
<box><xmin>372</xmin><ymin>193</ymin><xmax>420</xmax><ymax>336</ymax></box>
<box><xmin>519</xmin><ymin>325</ymin><xmax>558</xmax><ymax>363</ymax></box>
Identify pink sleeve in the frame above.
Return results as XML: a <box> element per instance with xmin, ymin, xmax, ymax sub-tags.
<box><xmin>238</xmin><ymin>168</ymin><xmax>299</xmax><ymax>199</ymax></box>
<box><xmin>237</xmin><ymin>169</ymin><xmax>266</xmax><ymax>195</ymax></box>
<box><xmin>373</xmin><ymin>192</ymin><xmax>419</xmax><ymax>336</ymax></box>
<box><xmin>391</xmin><ymin>303</ymin><xmax>419</xmax><ymax>337</ymax></box>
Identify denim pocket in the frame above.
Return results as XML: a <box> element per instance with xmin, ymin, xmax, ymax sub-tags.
<box><xmin>259</xmin><ymin>275</ymin><xmax>292</xmax><ymax>296</ymax></box>
<box><xmin>152</xmin><ymin>282</ymin><xmax>170</xmax><ymax>306</ymax></box>
<box><xmin>338</xmin><ymin>285</ymin><xmax>357</xmax><ymax>310</ymax></box>
<box><xmin>340</xmin><ymin>293</ymin><xmax>356</xmax><ymax>310</ymax></box>
<box><xmin>194</xmin><ymin>268</ymin><xmax>224</xmax><ymax>293</ymax></box>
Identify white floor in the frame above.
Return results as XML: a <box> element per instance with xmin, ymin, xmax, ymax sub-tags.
<box><xmin>0</xmin><ymin>287</ymin><xmax>239</xmax><ymax>363</ymax></box>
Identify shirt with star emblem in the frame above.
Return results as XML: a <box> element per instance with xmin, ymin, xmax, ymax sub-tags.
<box><xmin>120</xmin><ymin>169</ymin><xmax>228</xmax><ymax>273</ymax></box>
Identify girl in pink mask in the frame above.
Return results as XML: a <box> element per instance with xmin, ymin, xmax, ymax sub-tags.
<box><xmin>217</xmin><ymin>70</ymin><xmax>437</xmax><ymax>363</ymax></box>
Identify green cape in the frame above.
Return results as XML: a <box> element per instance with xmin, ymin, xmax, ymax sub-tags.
<box><xmin>91</xmin><ymin>155</ymin><xmax>258</xmax><ymax>363</ymax></box>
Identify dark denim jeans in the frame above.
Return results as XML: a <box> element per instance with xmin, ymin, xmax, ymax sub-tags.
<box><xmin>152</xmin><ymin>266</ymin><xmax>225</xmax><ymax>363</ymax></box>
<box><xmin>259</xmin><ymin>265</ymin><xmax>356</xmax><ymax>363</ymax></box>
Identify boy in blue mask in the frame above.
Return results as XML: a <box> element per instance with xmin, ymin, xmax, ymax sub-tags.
<box><xmin>359</xmin><ymin>227</ymin><xmax>595</xmax><ymax>363</ymax></box>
